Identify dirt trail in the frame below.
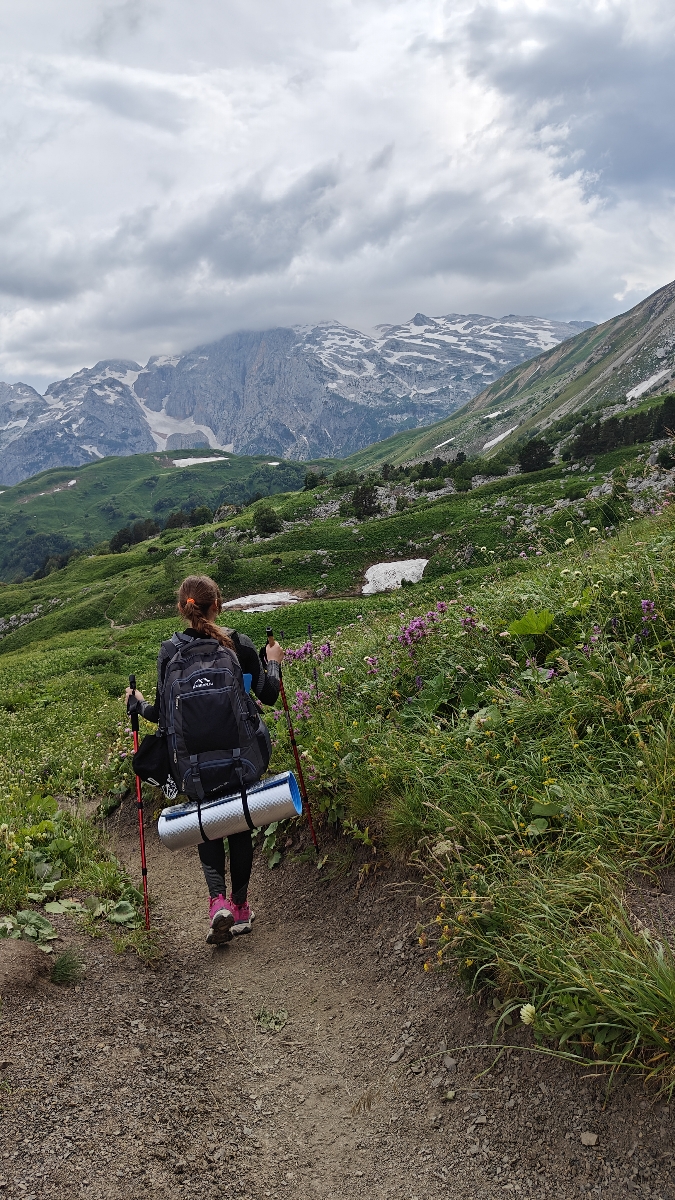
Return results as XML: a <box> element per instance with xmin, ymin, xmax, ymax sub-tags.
<box><xmin>2</xmin><ymin>811</ymin><xmax>675</xmax><ymax>1200</ymax></box>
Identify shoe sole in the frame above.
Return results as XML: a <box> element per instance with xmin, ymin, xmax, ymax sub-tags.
<box><xmin>231</xmin><ymin>911</ymin><xmax>256</xmax><ymax>937</ymax></box>
<box><xmin>206</xmin><ymin>910</ymin><xmax>235</xmax><ymax>945</ymax></box>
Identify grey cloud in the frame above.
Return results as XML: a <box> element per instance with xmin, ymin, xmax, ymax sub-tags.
<box><xmin>69</xmin><ymin>75</ymin><xmax>192</xmax><ymax>131</ymax></box>
<box><xmin>0</xmin><ymin>208</ymin><xmax>106</xmax><ymax>300</ymax></box>
<box><xmin>84</xmin><ymin>0</ymin><xmax>149</xmax><ymax>57</ymax></box>
<box><xmin>0</xmin><ymin>1</ymin><xmax>674</xmax><ymax>392</ymax></box>
<box><xmin>368</xmin><ymin>144</ymin><xmax>395</xmax><ymax>172</ymax></box>
<box><xmin>139</xmin><ymin>166</ymin><xmax>342</xmax><ymax>280</ymax></box>
<box><xmin>463</xmin><ymin>4</ymin><xmax>675</xmax><ymax>195</ymax></box>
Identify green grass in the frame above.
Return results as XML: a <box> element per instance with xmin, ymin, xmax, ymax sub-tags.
<box><xmin>51</xmin><ymin>948</ymin><xmax>86</xmax><ymax>985</ymax></box>
<box><xmin>5</xmin><ymin>439</ymin><xmax>675</xmax><ymax>1085</ymax></box>
<box><xmin>259</xmin><ymin>509</ymin><xmax>675</xmax><ymax>1089</ymax></box>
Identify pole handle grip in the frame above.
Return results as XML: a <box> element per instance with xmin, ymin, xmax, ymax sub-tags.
<box><xmin>127</xmin><ymin>674</ymin><xmax>140</xmax><ymax>731</ymax></box>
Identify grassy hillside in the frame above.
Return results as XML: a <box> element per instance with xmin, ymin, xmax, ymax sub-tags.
<box><xmin>4</xmin><ymin>474</ymin><xmax>675</xmax><ymax>1082</ymax></box>
<box><xmin>0</xmin><ymin>448</ymin><xmax>331</xmax><ymax>581</ymax></box>
<box><xmin>0</xmin><ymin>428</ymin><xmax>663</xmax><ymax>658</ymax></box>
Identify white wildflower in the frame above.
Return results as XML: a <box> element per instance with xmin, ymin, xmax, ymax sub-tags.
<box><xmin>520</xmin><ymin>1003</ymin><xmax>536</xmax><ymax>1026</ymax></box>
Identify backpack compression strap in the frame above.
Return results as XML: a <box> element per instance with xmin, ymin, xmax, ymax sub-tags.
<box><xmin>233</xmin><ymin>750</ymin><xmax>254</xmax><ymax>831</ymax></box>
<box><xmin>188</xmin><ymin>754</ymin><xmax>210</xmax><ymax>842</ymax></box>
<box><xmin>189</xmin><ymin>750</ymin><xmax>255</xmax><ymax>837</ymax></box>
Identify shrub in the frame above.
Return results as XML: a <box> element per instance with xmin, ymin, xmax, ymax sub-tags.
<box><xmin>213</xmin><ymin>545</ymin><xmax>241</xmax><ymax>585</ymax></box>
<box><xmin>253</xmin><ymin>506</ymin><xmax>283</xmax><ymax>536</ymax></box>
<box><xmin>304</xmin><ymin>471</ymin><xmax>325</xmax><ymax>490</ymax></box>
<box><xmin>165</xmin><ymin>510</ymin><xmax>189</xmax><ymax>529</ymax></box>
<box><xmin>351</xmin><ymin>484</ymin><xmax>380</xmax><ymax>519</ymax></box>
<box><xmin>110</xmin><ymin>519</ymin><xmax>159</xmax><ymax>552</ymax></box>
<box><xmin>518</xmin><ymin>438</ymin><xmax>554</xmax><ymax>473</ymax></box>
<box><xmin>331</xmin><ymin>469</ymin><xmax>359</xmax><ymax>488</ymax></box>
<box><xmin>190</xmin><ymin>505</ymin><xmax>213</xmax><ymax>526</ymax></box>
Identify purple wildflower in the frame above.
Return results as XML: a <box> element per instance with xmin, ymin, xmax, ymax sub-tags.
<box><xmin>365</xmin><ymin>656</ymin><xmax>379</xmax><ymax>675</ymax></box>
<box><xmin>460</xmin><ymin>613</ymin><xmax>478</xmax><ymax>631</ymax></box>
<box><xmin>436</xmin><ymin>601</ymin><xmax>448</xmax><ymax>613</ymax></box>
<box><xmin>292</xmin><ymin>689</ymin><xmax>313</xmax><ymax>720</ymax></box>
<box><xmin>641</xmin><ymin>600</ymin><xmax>657</xmax><ymax>621</ymax></box>
<box><xmin>318</xmin><ymin>642</ymin><xmax>332</xmax><ymax>658</ymax></box>
<box><xmin>284</xmin><ymin>640</ymin><xmax>313</xmax><ymax>662</ymax></box>
<box><xmin>414</xmin><ymin>675</ymin><xmax>424</xmax><ymax>691</ymax></box>
<box><xmin>581</xmin><ymin>645</ymin><xmax>591</xmax><ymax>657</ymax></box>
<box><xmin>398</xmin><ymin>615</ymin><xmax>430</xmax><ymax>646</ymax></box>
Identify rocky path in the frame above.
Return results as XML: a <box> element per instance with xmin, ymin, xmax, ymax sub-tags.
<box><xmin>2</xmin><ymin>810</ymin><xmax>675</xmax><ymax>1200</ymax></box>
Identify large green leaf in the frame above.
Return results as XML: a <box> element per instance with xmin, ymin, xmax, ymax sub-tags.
<box><xmin>508</xmin><ymin>609</ymin><xmax>556</xmax><ymax>636</ymax></box>
<box><xmin>530</xmin><ymin>801</ymin><xmax>564</xmax><ymax>817</ymax></box>
<box><xmin>459</xmin><ymin>683</ymin><xmax>481</xmax><ymax>711</ymax></box>
<box><xmin>525</xmin><ymin>818</ymin><xmax>549</xmax><ymax>836</ymax></box>
<box><xmin>469</xmin><ymin>705</ymin><xmax>501</xmax><ymax>733</ymax></box>
<box><xmin>106</xmin><ymin>900</ymin><xmax>140</xmax><ymax>926</ymax></box>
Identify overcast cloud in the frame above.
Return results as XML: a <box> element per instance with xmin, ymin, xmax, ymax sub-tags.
<box><xmin>0</xmin><ymin>0</ymin><xmax>674</xmax><ymax>390</ymax></box>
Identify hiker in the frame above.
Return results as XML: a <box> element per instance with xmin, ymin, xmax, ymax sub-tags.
<box><xmin>124</xmin><ymin>574</ymin><xmax>283</xmax><ymax>945</ymax></box>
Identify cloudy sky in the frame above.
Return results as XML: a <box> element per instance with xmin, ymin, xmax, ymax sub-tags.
<box><xmin>1</xmin><ymin>0</ymin><xmax>674</xmax><ymax>391</ymax></box>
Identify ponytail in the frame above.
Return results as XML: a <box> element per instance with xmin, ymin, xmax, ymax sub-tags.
<box><xmin>177</xmin><ymin>575</ymin><xmax>234</xmax><ymax>650</ymax></box>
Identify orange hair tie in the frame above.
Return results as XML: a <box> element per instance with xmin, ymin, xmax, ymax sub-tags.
<box><xmin>186</xmin><ymin>597</ymin><xmax>196</xmax><ymax>603</ymax></box>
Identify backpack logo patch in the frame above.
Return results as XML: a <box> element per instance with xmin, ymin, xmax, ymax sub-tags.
<box><xmin>192</xmin><ymin>677</ymin><xmax>214</xmax><ymax>689</ymax></box>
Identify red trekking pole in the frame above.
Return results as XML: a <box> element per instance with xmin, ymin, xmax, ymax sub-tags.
<box><xmin>265</xmin><ymin>628</ymin><xmax>319</xmax><ymax>851</ymax></box>
<box><xmin>127</xmin><ymin>675</ymin><xmax>151</xmax><ymax>930</ymax></box>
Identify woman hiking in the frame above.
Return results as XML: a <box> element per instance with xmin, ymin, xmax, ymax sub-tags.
<box><xmin>125</xmin><ymin>574</ymin><xmax>283</xmax><ymax>946</ymax></box>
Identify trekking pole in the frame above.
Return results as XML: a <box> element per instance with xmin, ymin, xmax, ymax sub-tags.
<box><xmin>266</xmin><ymin>628</ymin><xmax>319</xmax><ymax>851</ymax></box>
<box><xmin>127</xmin><ymin>675</ymin><xmax>151</xmax><ymax>930</ymax></box>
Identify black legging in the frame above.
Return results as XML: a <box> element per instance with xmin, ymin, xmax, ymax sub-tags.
<box><xmin>198</xmin><ymin>831</ymin><xmax>253</xmax><ymax>905</ymax></box>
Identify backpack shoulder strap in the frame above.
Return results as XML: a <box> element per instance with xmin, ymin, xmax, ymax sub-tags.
<box><xmin>226</xmin><ymin>628</ymin><xmax>260</xmax><ymax>678</ymax></box>
<box><xmin>158</xmin><ymin>632</ymin><xmax>188</xmax><ymax>687</ymax></box>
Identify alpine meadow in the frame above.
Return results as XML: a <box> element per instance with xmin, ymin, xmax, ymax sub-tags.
<box><xmin>5</xmin><ymin>349</ymin><xmax>675</xmax><ymax>1092</ymax></box>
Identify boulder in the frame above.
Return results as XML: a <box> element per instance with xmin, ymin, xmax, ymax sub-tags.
<box><xmin>0</xmin><ymin>939</ymin><xmax>50</xmax><ymax>994</ymax></box>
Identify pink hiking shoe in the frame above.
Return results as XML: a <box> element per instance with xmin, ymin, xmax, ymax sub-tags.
<box><xmin>230</xmin><ymin>900</ymin><xmax>256</xmax><ymax>936</ymax></box>
<box><xmin>206</xmin><ymin>895</ymin><xmax>234</xmax><ymax>945</ymax></box>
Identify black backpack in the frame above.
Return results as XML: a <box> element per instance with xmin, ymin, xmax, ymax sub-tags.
<box><xmin>159</xmin><ymin>632</ymin><xmax>271</xmax><ymax>806</ymax></box>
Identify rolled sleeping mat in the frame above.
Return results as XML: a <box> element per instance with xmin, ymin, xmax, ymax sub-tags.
<box><xmin>157</xmin><ymin>770</ymin><xmax>302</xmax><ymax>850</ymax></box>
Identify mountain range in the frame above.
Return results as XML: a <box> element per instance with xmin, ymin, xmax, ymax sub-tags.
<box><xmin>0</xmin><ymin>313</ymin><xmax>591</xmax><ymax>485</ymax></box>
<box><xmin>341</xmin><ymin>278</ymin><xmax>675</xmax><ymax>471</ymax></box>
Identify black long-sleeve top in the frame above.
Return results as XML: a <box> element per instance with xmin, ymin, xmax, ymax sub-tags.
<box><xmin>138</xmin><ymin>627</ymin><xmax>281</xmax><ymax>723</ymax></box>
